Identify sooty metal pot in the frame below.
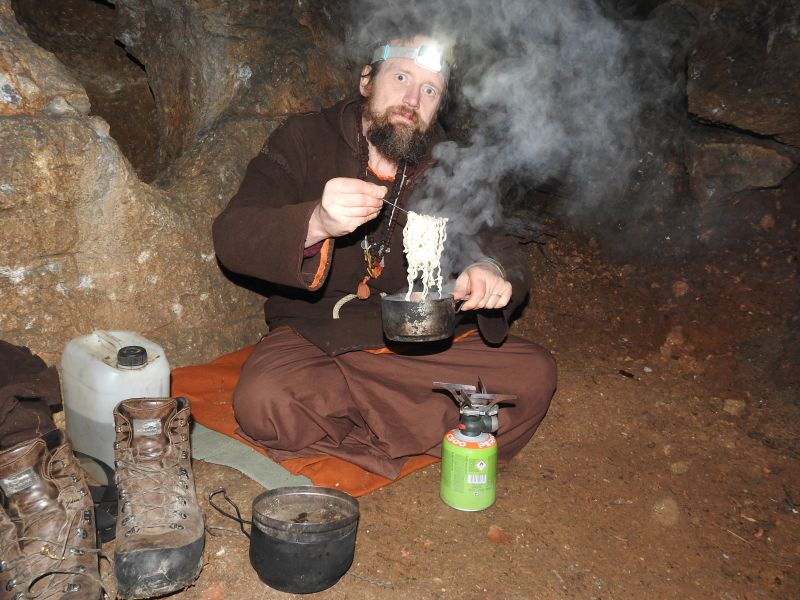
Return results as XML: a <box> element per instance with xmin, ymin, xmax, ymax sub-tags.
<box><xmin>382</xmin><ymin>292</ymin><xmax>455</xmax><ymax>342</ymax></box>
<box><xmin>209</xmin><ymin>486</ymin><xmax>359</xmax><ymax>594</ymax></box>
<box><xmin>250</xmin><ymin>487</ymin><xmax>359</xmax><ymax>593</ymax></box>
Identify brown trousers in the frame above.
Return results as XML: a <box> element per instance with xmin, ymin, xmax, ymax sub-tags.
<box><xmin>233</xmin><ymin>327</ymin><xmax>557</xmax><ymax>479</ymax></box>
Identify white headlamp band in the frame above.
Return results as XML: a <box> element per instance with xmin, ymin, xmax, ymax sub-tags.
<box><xmin>371</xmin><ymin>44</ymin><xmax>450</xmax><ymax>80</ymax></box>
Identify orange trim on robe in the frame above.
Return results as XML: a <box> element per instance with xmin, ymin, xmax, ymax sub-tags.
<box><xmin>309</xmin><ymin>238</ymin><xmax>332</xmax><ymax>290</ymax></box>
<box><xmin>368</xmin><ymin>165</ymin><xmax>396</xmax><ymax>182</ymax></box>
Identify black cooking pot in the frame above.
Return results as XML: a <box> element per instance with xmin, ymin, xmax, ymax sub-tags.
<box><xmin>382</xmin><ymin>291</ymin><xmax>456</xmax><ymax>342</ymax></box>
<box><xmin>209</xmin><ymin>486</ymin><xmax>359</xmax><ymax>594</ymax></box>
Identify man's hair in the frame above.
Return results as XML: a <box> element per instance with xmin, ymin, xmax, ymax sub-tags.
<box><xmin>360</xmin><ymin>57</ymin><xmax>385</xmax><ymax>86</ymax></box>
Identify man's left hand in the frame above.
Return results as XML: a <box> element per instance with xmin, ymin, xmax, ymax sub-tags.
<box><xmin>452</xmin><ymin>262</ymin><xmax>512</xmax><ymax>311</ymax></box>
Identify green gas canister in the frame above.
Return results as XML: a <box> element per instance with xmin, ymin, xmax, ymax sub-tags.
<box><xmin>435</xmin><ymin>381</ymin><xmax>517</xmax><ymax>512</ymax></box>
<box><xmin>441</xmin><ymin>428</ymin><xmax>497</xmax><ymax>511</ymax></box>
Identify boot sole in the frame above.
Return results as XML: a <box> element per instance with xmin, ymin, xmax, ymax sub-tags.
<box><xmin>114</xmin><ymin>536</ymin><xmax>204</xmax><ymax>599</ymax></box>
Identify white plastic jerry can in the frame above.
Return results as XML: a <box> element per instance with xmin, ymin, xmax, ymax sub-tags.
<box><xmin>61</xmin><ymin>331</ymin><xmax>171</xmax><ymax>469</ymax></box>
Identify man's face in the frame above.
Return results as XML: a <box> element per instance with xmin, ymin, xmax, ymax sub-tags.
<box><xmin>360</xmin><ymin>39</ymin><xmax>446</xmax><ymax>163</ymax></box>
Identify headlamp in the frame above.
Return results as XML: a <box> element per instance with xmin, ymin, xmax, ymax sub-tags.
<box><xmin>371</xmin><ymin>43</ymin><xmax>450</xmax><ymax>80</ymax></box>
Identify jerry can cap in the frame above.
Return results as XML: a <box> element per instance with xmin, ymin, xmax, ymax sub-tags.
<box><xmin>117</xmin><ymin>346</ymin><xmax>147</xmax><ymax>369</ymax></box>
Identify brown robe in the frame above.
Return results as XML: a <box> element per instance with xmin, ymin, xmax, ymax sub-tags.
<box><xmin>212</xmin><ymin>96</ymin><xmax>556</xmax><ymax>478</ymax></box>
<box><xmin>0</xmin><ymin>341</ymin><xmax>61</xmax><ymax>449</ymax></box>
<box><xmin>213</xmin><ymin>96</ymin><xmax>527</xmax><ymax>354</ymax></box>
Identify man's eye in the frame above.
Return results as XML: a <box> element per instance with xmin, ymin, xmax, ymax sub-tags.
<box><xmin>395</xmin><ymin>73</ymin><xmax>407</xmax><ymax>82</ymax></box>
<box><xmin>423</xmin><ymin>86</ymin><xmax>438</xmax><ymax>97</ymax></box>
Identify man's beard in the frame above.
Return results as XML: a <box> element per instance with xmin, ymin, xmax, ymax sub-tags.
<box><xmin>364</xmin><ymin>102</ymin><xmax>432</xmax><ymax>164</ymax></box>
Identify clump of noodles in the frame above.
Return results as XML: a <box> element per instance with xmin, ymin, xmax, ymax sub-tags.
<box><xmin>402</xmin><ymin>211</ymin><xmax>448</xmax><ymax>300</ymax></box>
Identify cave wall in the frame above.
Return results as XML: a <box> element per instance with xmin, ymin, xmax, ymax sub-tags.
<box><xmin>0</xmin><ymin>0</ymin><xmax>348</xmax><ymax>366</ymax></box>
<box><xmin>9</xmin><ymin>0</ymin><xmax>160</xmax><ymax>181</ymax></box>
<box><xmin>682</xmin><ymin>0</ymin><xmax>800</xmax><ymax>210</ymax></box>
<box><xmin>0</xmin><ymin>0</ymin><xmax>797</xmax><ymax>367</ymax></box>
<box><xmin>545</xmin><ymin>0</ymin><xmax>799</xmax><ymax>254</ymax></box>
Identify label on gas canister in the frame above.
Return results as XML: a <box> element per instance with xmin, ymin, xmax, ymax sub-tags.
<box><xmin>440</xmin><ymin>430</ymin><xmax>498</xmax><ymax>511</ymax></box>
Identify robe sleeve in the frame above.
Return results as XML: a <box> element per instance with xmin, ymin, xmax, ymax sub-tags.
<box><xmin>212</xmin><ymin>119</ymin><xmax>333</xmax><ymax>290</ymax></box>
<box><xmin>473</xmin><ymin>224</ymin><xmax>532</xmax><ymax>345</ymax></box>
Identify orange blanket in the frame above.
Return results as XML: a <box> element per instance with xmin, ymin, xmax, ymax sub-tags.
<box><xmin>171</xmin><ymin>346</ymin><xmax>438</xmax><ymax>497</ymax></box>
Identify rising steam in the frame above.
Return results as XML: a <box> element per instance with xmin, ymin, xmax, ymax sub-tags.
<box><xmin>349</xmin><ymin>0</ymin><xmax>666</xmax><ymax>271</ymax></box>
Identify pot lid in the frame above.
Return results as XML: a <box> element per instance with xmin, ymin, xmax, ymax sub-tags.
<box><xmin>252</xmin><ymin>486</ymin><xmax>359</xmax><ymax>534</ymax></box>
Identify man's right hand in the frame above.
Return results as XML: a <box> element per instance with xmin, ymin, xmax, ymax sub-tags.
<box><xmin>305</xmin><ymin>178</ymin><xmax>387</xmax><ymax>247</ymax></box>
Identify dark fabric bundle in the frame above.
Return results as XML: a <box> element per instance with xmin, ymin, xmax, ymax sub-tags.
<box><xmin>0</xmin><ymin>340</ymin><xmax>61</xmax><ymax>449</ymax></box>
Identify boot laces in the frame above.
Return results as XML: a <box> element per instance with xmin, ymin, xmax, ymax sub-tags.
<box><xmin>116</xmin><ymin>453</ymin><xmax>192</xmax><ymax>536</ymax></box>
<box><xmin>5</xmin><ymin>489</ymin><xmax>104</xmax><ymax>599</ymax></box>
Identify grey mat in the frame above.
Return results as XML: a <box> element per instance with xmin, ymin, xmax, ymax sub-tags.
<box><xmin>190</xmin><ymin>423</ymin><xmax>310</xmax><ymax>489</ymax></box>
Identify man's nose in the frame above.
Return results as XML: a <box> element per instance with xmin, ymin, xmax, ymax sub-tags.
<box><xmin>403</xmin><ymin>87</ymin><xmax>420</xmax><ymax>108</ymax></box>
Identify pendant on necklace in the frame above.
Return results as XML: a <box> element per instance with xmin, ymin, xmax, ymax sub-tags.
<box><xmin>369</xmin><ymin>262</ymin><xmax>383</xmax><ymax>278</ymax></box>
<box><xmin>363</xmin><ymin>246</ymin><xmax>385</xmax><ymax>279</ymax></box>
<box><xmin>356</xmin><ymin>275</ymin><xmax>371</xmax><ymax>300</ymax></box>
<box><xmin>358</xmin><ymin>252</ymin><xmax>385</xmax><ymax>300</ymax></box>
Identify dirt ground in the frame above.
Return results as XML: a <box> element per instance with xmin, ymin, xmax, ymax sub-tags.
<box><xmin>92</xmin><ymin>198</ymin><xmax>798</xmax><ymax>600</ymax></box>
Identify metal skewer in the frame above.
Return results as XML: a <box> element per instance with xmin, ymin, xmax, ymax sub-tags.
<box><xmin>382</xmin><ymin>198</ymin><xmax>409</xmax><ymax>213</ymax></box>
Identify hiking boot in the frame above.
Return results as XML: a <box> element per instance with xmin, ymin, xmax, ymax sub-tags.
<box><xmin>112</xmin><ymin>397</ymin><xmax>204</xmax><ymax>599</ymax></box>
<box><xmin>0</xmin><ymin>429</ymin><xmax>103</xmax><ymax>600</ymax></box>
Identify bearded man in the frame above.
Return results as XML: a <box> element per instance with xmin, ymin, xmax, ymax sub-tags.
<box><xmin>212</xmin><ymin>35</ymin><xmax>557</xmax><ymax>479</ymax></box>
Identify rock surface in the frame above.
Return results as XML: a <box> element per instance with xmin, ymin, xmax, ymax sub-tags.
<box><xmin>10</xmin><ymin>0</ymin><xmax>160</xmax><ymax>181</ymax></box>
<box><xmin>685</xmin><ymin>125</ymin><xmax>798</xmax><ymax>203</ymax></box>
<box><xmin>1</xmin><ymin>0</ymin><xmax>348</xmax><ymax>366</ymax></box>
<box><xmin>682</xmin><ymin>0</ymin><xmax>800</xmax><ymax>147</ymax></box>
<box><xmin>688</xmin><ymin>29</ymin><xmax>800</xmax><ymax>149</ymax></box>
<box><xmin>1</xmin><ymin>0</ymin><xmax>797</xmax><ymax>368</ymax></box>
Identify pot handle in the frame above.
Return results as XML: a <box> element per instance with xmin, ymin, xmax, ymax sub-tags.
<box><xmin>208</xmin><ymin>487</ymin><xmax>252</xmax><ymax>539</ymax></box>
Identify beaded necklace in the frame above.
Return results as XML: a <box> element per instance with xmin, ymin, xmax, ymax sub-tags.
<box><xmin>355</xmin><ymin>103</ymin><xmax>411</xmax><ymax>299</ymax></box>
